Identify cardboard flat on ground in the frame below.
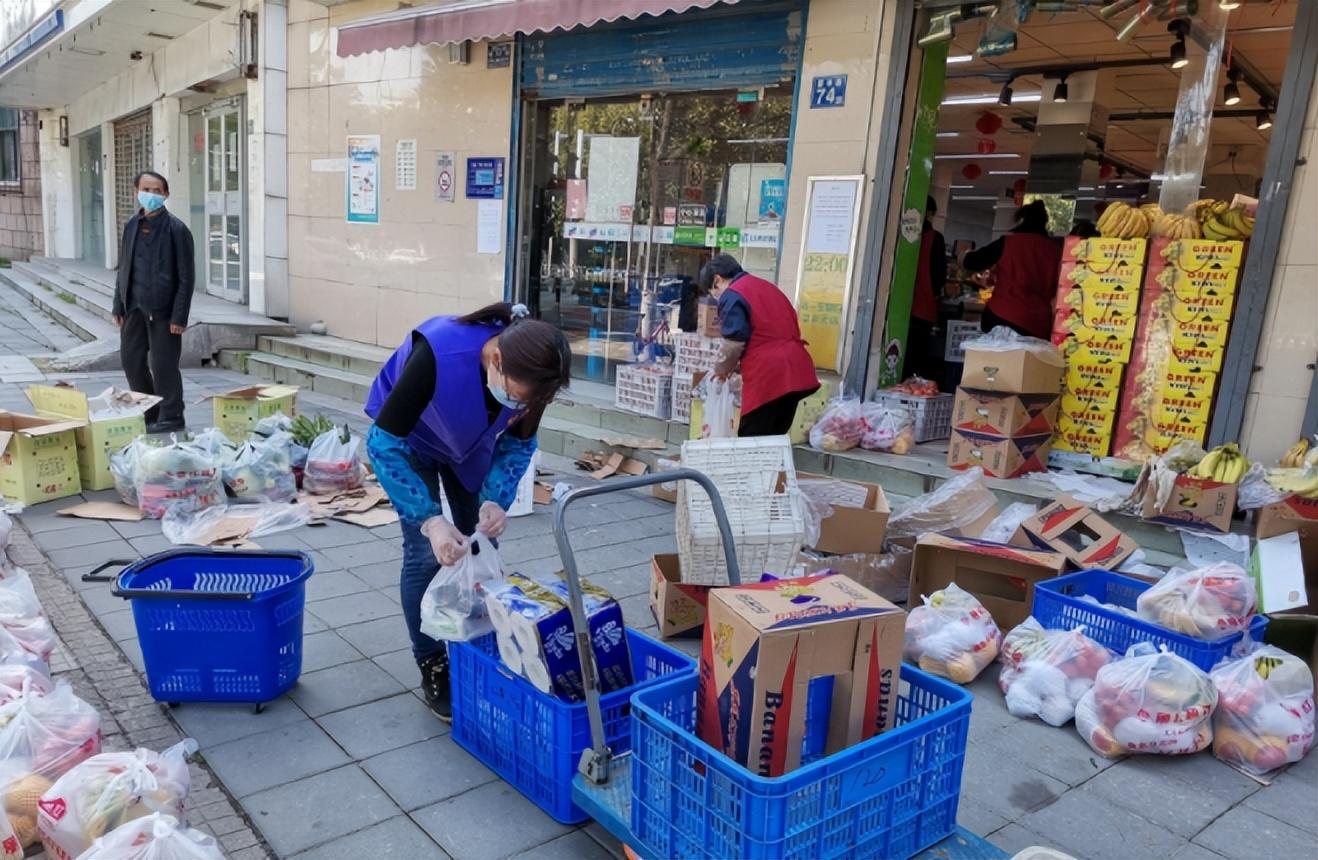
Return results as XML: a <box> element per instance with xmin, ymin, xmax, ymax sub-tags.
<box><xmin>911</xmin><ymin>533</ymin><xmax>1068</xmax><ymax>631</ymax></box>
<box><xmin>1014</xmin><ymin>499</ymin><xmax>1138</xmax><ymax>570</ymax></box>
<box><xmin>533</xmin><ymin>482</ymin><xmax>554</xmax><ymax>505</ymax></box>
<box><xmin>0</xmin><ymin>411</ymin><xmax>85</xmax><ymax>505</ymax></box>
<box><xmin>57</xmin><ymin>501</ymin><xmax>144</xmax><ymax>522</ymax></box>
<box><xmin>333</xmin><ymin>507</ymin><xmax>399</xmax><ymax>528</ymax></box>
<box><xmin>1140</xmin><ymin>474</ymin><xmax>1237</xmax><ymax>535</ymax></box>
<box><xmin>600</xmin><ymin>435</ymin><xmax>666</xmax><ymax>450</ymax></box>
<box><xmin>960</xmin><ymin>345</ymin><xmax>1064</xmax><ymax>393</ymax></box>
<box><xmin>794</xmin><ymin>472</ymin><xmax>891</xmax><ymax>554</ymax></box>
<box><xmin>698</xmin><ymin>574</ymin><xmax>905</xmax><ymax>777</ymax></box>
<box><xmin>581</xmin><ymin>451</ymin><xmax>648</xmax><ymax>480</ymax></box>
<box><xmin>649</xmin><ymin>554</ymin><xmax>713</xmax><ymax>638</ymax></box>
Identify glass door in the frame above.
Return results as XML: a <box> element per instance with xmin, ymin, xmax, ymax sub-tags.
<box><xmin>78</xmin><ymin>130</ymin><xmax>104</xmax><ymax>265</ymax></box>
<box><xmin>204</xmin><ymin>103</ymin><xmax>244</xmax><ymax>302</ymax></box>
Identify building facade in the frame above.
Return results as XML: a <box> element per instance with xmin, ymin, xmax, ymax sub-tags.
<box><xmin>0</xmin><ymin>108</ymin><xmax>44</xmax><ymax>262</ymax></box>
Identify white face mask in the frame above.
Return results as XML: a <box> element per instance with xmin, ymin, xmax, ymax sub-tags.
<box><xmin>487</xmin><ymin>365</ymin><xmax>524</xmax><ymax>410</ymax></box>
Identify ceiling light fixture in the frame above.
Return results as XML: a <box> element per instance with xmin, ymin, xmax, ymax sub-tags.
<box><xmin>989</xmin><ymin>170</ymin><xmax>1029</xmax><ymax>175</ymax></box>
<box><xmin>1223</xmin><ymin>67</ymin><xmax>1241</xmax><ymax>106</ymax></box>
<box><xmin>936</xmin><ymin>132</ymin><xmax>961</xmax><ymax>138</ymax></box>
<box><xmin>934</xmin><ymin>153</ymin><xmax>1023</xmax><ymax>160</ymax></box>
<box><xmin>998</xmin><ymin>80</ymin><xmax>1014</xmax><ymax>107</ymax></box>
<box><xmin>1169</xmin><ymin>20</ymin><xmax>1191</xmax><ymax>70</ymax></box>
<box><xmin>1256</xmin><ymin>107</ymin><xmax>1273</xmax><ymax>130</ymax></box>
<box><xmin>942</xmin><ymin>92</ymin><xmax>1041</xmax><ymax>106</ymax></box>
<box><xmin>948</xmin><ymin>54</ymin><xmax>974</xmax><ymax>64</ymax></box>
<box><xmin>1218</xmin><ymin>0</ymin><xmax>1241</xmax><ymax>9</ymax></box>
<box><xmin>952</xmin><ymin>195</ymin><xmax>1001</xmax><ymax>201</ymax></box>
<box><xmin>1053</xmin><ymin>75</ymin><xmax>1069</xmax><ymax>103</ymax></box>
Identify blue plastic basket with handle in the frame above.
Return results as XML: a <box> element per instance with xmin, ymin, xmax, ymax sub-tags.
<box><xmin>114</xmin><ymin>548</ymin><xmax>314</xmax><ymax>710</ymax></box>
<box><xmin>1032</xmin><ymin>569</ymin><xmax>1268</xmax><ymax>671</ymax></box>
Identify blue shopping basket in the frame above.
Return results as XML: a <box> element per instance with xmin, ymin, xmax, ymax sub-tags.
<box><xmin>113</xmin><ymin>548</ymin><xmax>314</xmax><ymax>711</ymax></box>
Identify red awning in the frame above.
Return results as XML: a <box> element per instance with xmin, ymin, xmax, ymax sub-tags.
<box><xmin>336</xmin><ymin>0</ymin><xmax>742</xmax><ymax>57</ymax></box>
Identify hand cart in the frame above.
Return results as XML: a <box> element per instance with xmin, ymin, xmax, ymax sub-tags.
<box><xmin>554</xmin><ymin>469</ymin><xmax>1010</xmax><ymax>860</ymax></box>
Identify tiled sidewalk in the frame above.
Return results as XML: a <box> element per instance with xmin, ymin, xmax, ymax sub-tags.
<box><xmin>6</xmin><ymin>368</ymin><xmax>1317</xmax><ymax>859</ymax></box>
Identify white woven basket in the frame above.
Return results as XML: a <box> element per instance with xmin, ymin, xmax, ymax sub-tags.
<box><xmin>615</xmin><ymin>364</ymin><xmax>673</xmax><ymax>419</ymax></box>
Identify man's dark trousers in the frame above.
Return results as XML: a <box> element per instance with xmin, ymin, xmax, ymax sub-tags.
<box><xmin>120</xmin><ymin>310</ymin><xmax>183</xmax><ymax>425</ymax></box>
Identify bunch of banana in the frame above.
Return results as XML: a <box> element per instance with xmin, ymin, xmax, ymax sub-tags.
<box><xmin>1096</xmin><ymin>201</ymin><xmax>1150</xmax><ymax>239</ymax></box>
<box><xmin>1201</xmin><ymin>206</ymin><xmax>1254</xmax><ymax>240</ymax></box>
<box><xmin>1152</xmin><ymin>211</ymin><xmax>1202</xmax><ymax>240</ymax></box>
<box><xmin>1187</xmin><ymin>198</ymin><xmax>1229</xmax><ymax>223</ymax></box>
<box><xmin>1190</xmin><ymin>443</ymin><xmax>1249</xmax><ymax>483</ymax></box>
<box><xmin>1280</xmin><ymin>438</ymin><xmax>1311</xmax><ymax>468</ymax></box>
<box><xmin>1140</xmin><ymin>203</ymin><xmax>1164</xmax><ymax>223</ymax></box>
<box><xmin>1267</xmin><ymin>467</ymin><xmax>1318</xmax><ymax>499</ymax></box>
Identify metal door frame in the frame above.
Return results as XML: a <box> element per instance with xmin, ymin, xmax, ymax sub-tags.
<box><xmin>76</xmin><ymin>128</ymin><xmax>104</xmax><ymax>264</ymax></box>
<box><xmin>202</xmin><ymin>98</ymin><xmax>247</xmax><ymax>303</ymax></box>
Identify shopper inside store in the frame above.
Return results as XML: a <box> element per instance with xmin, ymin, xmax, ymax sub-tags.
<box><xmin>960</xmin><ymin>199</ymin><xmax>1061</xmax><ymax>340</ymax></box>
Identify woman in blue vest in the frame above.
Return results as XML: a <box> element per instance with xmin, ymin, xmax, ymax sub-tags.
<box><xmin>365</xmin><ymin>303</ymin><xmax>571</xmax><ymax>721</ymax></box>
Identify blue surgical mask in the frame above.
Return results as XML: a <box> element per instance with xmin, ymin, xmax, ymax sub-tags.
<box><xmin>138</xmin><ymin>190</ymin><xmax>166</xmax><ymax>213</ymax></box>
<box><xmin>487</xmin><ymin>381</ymin><xmax>524</xmax><ymax>411</ymax></box>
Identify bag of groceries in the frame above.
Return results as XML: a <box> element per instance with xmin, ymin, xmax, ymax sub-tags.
<box><xmin>903</xmin><ymin>583</ymin><xmax>1002</xmax><ymax>684</ymax></box>
<box><xmin>78</xmin><ymin>812</ymin><xmax>225</xmax><ymax>860</ymax></box>
<box><xmin>420</xmin><ymin>533</ymin><xmax>504</xmax><ymax>642</ymax></box>
<box><xmin>998</xmin><ymin>618</ymin><xmax>1111</xmax><ymax>726</ymax></box>
<box><xmin>859</xmin><ymin>403</ymin><xmax>914</xmax><ymax>454</ymax></box>
<box><xmin>0</xmin><ymin>655</ymin><xmax>51</xmax><ymax>705</ymax></box>
<box><xmin>37</xmin><ymin>740</ymin><xmax>196</xmax><ymax>859</ymax></box>
<box><xmin>0</xmin><ymin>684</ymin><xmax>102</xmax><ymax>848</ymax></box>
<box><xmin>1075</xmin><ymin>644</ymin><xmax>1217</xmax><ymax>758</ymax></box>
<box><xmin>303</xmin><ymin>426</ymin><xmax>365</xmax><ymax>495</ymax></box>
<box><xmin>223</xmin><ymin>431</ymin><xmax>297</xmax><ymax>504</ymax></box>
<box><xmin>1136</xmin><ymin>562</ymin><xmax>1256</xmax><ymax>640</ymax></box>
<box><xmin>0</xmin><ymin>571</ymin><xmax>56</xmax><ymax>664</ymax></box>
<box><xmin>1210</xmin><ymin>642</ymin><xmax>1315</xmax><ymax>775</ymax></box>
<box><xmin>134</xmin><ymin>441</ymin><xmax>225</xmax><ymax>520</ymax></box>
<box><xmin>809</xmin><ymin>391</ymin><xmax>865</xmax><ymax>452</ymax></box>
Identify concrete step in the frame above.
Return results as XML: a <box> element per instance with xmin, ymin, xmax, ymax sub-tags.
<box><xmin>25</xmin><ymin>257</ymin><xmax>115</xmax><ymax>299</ymax></box>
<box><xmin>258</xmin><ymin>334</ymin><xmax>389</xmax><ymax>378</ymax></box>
<box><xmin>240</xmin><ymin>350</ymin><xmax>377</xmax><ymax>403</ymax></box>
<box><xmin>10</xmin><ymin>261</ymin><xmax>117</xmax><ymax>326</ymax></box>
<box><xmin>0</xmin><ymin>265</ymin><xmax>116</xmax><ymax>344</ymax></box>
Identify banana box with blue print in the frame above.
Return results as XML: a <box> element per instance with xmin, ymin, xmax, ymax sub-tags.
<box><xmin>26</xmin><ymin>384</ymin><xmax>161</xmax><ymax>491</ymax></box>
<box><xmin>485</xmin><ymin>572</ymin><xmax>632</xmax><ymax>702</ymax></box>
<box><xmin>696</xmin><ymin>574</ymin><xmax>905</xmax><ymax>777</ymax></box>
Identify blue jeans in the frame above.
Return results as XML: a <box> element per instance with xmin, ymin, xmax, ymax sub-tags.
<box><xmin>399</xmin><ymin>461</ymin><xmax>482</xmax><ymax>663</ymax></box>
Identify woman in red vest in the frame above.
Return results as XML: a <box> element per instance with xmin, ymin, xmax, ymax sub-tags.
<box><xmin>908</xmin><ymin>196</ymin><xmax>948</xmax><ymax>381</ymax></box>
<box><xmin>961</xmin><ymin>199</ymin><xmax>1061</xmax><ymax>339</ymax></box>
<box><xmin>701</xmin><ymin>254</ymin><xmax>820</xmax><ymax>437</ymax></box>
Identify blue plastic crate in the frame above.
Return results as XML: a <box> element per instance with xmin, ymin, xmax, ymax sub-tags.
<box><xmin>449</xmin><ymin>629</ymin><xmax>695</xmax><ymax>824</ymax></box>
<box><xmin>629</xmin><ymin>665</ymin><xmax>971</xmax><ymax>860</ymax></box>
<box><xmin>114</xmin><ymin>549</ymin><xmax>313</xmax><ymax>705</ymax></box>
<box><xmin>1032</xmin><ymin>569</ymin><xmax>1268</xmax><ymax>671</ymax></box>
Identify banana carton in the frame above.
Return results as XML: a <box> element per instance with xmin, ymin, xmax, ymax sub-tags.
<box><xmin>1158</xmin><ymin>367</ymin><xmax>1218</xmax><ymax>403</ymax></box>
<box><xmin>1063</xmin><ymin>363</ymin><xmax>1125</xmax><ymax>408</ymax></box>
<box><xmin>1168</xmin><ymin>342</ymin><xmax>1225</xmax><ymax>373</ymax></box>
<box><xmin>1154</xmin><ymin>237</ymin><xmax>1245</xmax><ymax>271</ymax></box>
<box><xmin>1063</xmin><ymin>236</ymin><xmax>1148</xmax><ymax>267</ymax></box>
<box><xmin>1141</xmin><ymin>474</ymin><xmax>1236</xmax><ymax>534</ymax></box>
<box><xmin>1172</xmin><ymin>316</ymin><xmax>1232</xmax><ymax>350</ymax></box>
<box><xmin>1059</xmin><ymin>328</ymin><xmax>1135</xmax><ymax>363</ymax></box>
<box><xmin>1052</xmin><ymin>413</ymin><xmax>1114</xmax><ymax>457</ymax></box>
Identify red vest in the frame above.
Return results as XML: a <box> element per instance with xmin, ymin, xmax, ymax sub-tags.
<box><xmin>912</xmin><ymin>224</ymin><xmax>939</xmax><ymax>324</ymax></box>
<box><xmin>730</xmin><ymin>274</ymin><xmax>820</xmax><ymax>415</ymax></box>
<box><xmin>986</xmin><ymin>233</ymin><xmax>1060</xmax><ymax>339</ymax></box>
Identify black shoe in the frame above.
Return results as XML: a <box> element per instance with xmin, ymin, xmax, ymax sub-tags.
<box><xmin>418</xmin><ymin>649</ymin><xmax>452</xmax><ymax>723</ymax></box>
<box><xmin>146</xmin><ymin>419</ymin><xmax>186</xmax><ymax>435</ymax></box>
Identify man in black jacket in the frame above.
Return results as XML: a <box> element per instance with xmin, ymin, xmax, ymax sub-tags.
<box><xmin>113</xmin><ymin>171</ymin><xmax>195</xmax><ymax>433</ymax></box>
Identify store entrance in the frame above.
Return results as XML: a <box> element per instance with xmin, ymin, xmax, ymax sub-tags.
<box><xmin>518</xmin><ymin>87</ymin><xmax>793</xmax><ymax>384</ymax></box>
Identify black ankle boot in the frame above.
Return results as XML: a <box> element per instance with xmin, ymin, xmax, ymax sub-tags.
<box><xmin>418</xmin><ymin>649</ymin><xmax>452</xmax><ymax>723</ymax></box>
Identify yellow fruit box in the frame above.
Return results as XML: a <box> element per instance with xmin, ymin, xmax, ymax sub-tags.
<box><xmin>1158</xmin><ymin>238</ymin><xmax>1245</xmax><ymax>271</ymax></box>
<box><xmin>0</xmin><ymin>411</ymin><xmax>84</xmax><ymax>505</ymax></box>
<box><xmin>1156</xmin><ymin>368</ymin><xmax>1218</xmax><ymax>404</ymax></box>
<box><xmin>1169</xmin><ymin>342</ymin><xmax>1224</xmax><ymax>374</ymax></box>
<box><xmin>26</xmin><ymin>384</ymin><xmax>161</xmax><ymax>492</ymax></box>
<box><xmin>1152</xmin><ymin>399</ymin><xmax>1211</xmax><ymax>445</ymax></box>
<box><xmin>211</xmin><ymin>385</ymin><xmax>299</xmax><ymax>443</ymax></box>
<box><xmin>1064</xmin><ymin>362</ymin><xmax>1125</xmax><ymax>403</ymax></box>
<box><xmin>1157</xmin><ymin>264</ymin><xmax>1241</xmax><ymax>299</ymax></box>
<box><xmin>1065</xmin><ymin>329</ymin><xmax>1134</xmax><ymax>364</ymax></box>
<box><xmin>1064</xmin><ymin>236</ymin><xmax>1148</xmax><ymax>267</ymax></box>
<box><xmin>1061</xmin><ymin>392</ymin><xmax>1120</xmax><ymax>422</ymax></box>
<box><xmin>1074</xmin><ymin>267</ymin><xmax>1145</xmax><ymax>294</ymax></box>
<box><xmin>1079</xmin><ymin>292</ymin><xmax>1140</xmax><ymax>339</ymax></box>
<box><xmin>1052</xmin><ymin>414</ymin><xmax>1115</xmax><ymax>456</ymax></box>
<box><xmin>1172</xmin><ymin>316</ymin><xmax>1232</xmax><ymax>350</ymax></box>
<box><xmin>1170</xmin><ymin>290</ymin><xmax>1236</xmax><ymax>322</ymax></box>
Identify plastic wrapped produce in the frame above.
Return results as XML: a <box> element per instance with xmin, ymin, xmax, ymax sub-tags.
<box><xmin>998</xmin><ymin>618</ymin><xmax>1111</xmax><ymax>726</ymax></box>
<box><xmin>420</xmin><ymin>534</ymin><xmax>504</xmax><ymax>642</ymax></box>
<box><xmin>303</xmin><ymin>426</ymin><xmax>365</xmax><ymax>495</ymax></box>
<box><xmin>859</xmin><ymin>404</ymin><xmax>915</xmax><ymax>454</ymax></box>
<box><xmin>1210</xmin><ymin>642</ymin><xmax>1315</xmax><ymax>775</ymax></box>
<box><xmin>886</xmin><ymin>467</ymin><xmax>997</xmax><ymax>542</ymax></box>
<box><xmin>0</xmin><ymin>684</ymin><xmax>102</xmax><ymax>848</ymax></box>
<box><xmin>77</xmin><ymin>813</ymin><xmax>224</xmax><ymax>860</ymax></box>
<box><xmin>223</xmin><ymin>431</ymin><xmax>297</xmax><ymax>503</ymax></box>
<box><xmin>903</xmin><ymin>583</ymin><xmax>1002</xmax><ymax>683</ymax></box>
<box><xmin>809</xmin><ymin>392</ymin><xmax>865</xmax><ymax>452</ymax></box>
<box><xmin>109</xmin><ymin>438</ymin><xmax>157</xmax><ymax>508</ymax></box>
<box><xmin>0</xmin><ymin>656</ymin><xmax>50</xmax><ymax>705</ymax></box>
<box><xmin>1075</xmin><ymin>645</ymin><xmax>1217</xmax><ymax>758</ymax></box>
<box><xmin>37</xmin><ymin>740</ymin><xmax>196</xmax><ymax>860</ymax></box>
<box><xmin>1136</xmin><ymin>562</ymin><xmax>1256</xmax><ymax>640</ymax></box>
<box><xmin>133</xmin><ymin>441</ymin><xmax>225</xmax><ymax>520</ymax></box>
<box><xmin>0</xmin><ymin>571</ymin><xmax>55</xmax><ymax>664</ymax></box>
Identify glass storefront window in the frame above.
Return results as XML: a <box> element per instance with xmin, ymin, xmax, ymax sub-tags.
<box><xmin>521</xmin><ymin>86</ymin><xmax>793</xmax><ymax>383</ymax></box>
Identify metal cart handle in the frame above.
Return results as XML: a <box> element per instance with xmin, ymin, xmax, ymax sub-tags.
<box><xmin>553</xmin><ymin>468</ymin><xmax>742</xmax><ymax>785</ymax></box>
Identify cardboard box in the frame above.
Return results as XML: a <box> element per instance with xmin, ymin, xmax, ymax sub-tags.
<box><xmin>1255</xmin><ymin>497</ymin><xmax>1318</xmax><ymax>613</ymax></box>
<box><xmin>794</xmin><ymin>472</ymin><xmax>891</xmax><ymax>554</ymax></box>
<box><xmin>1153</xmin><ymin>237</ymin><xmax>1244</xmax><ymax>271</ymax></box>
<box><xmin>1141</xmin><ymin>474</ymin><xmax>1237</xmax><ymax>534</ymax></box>
<box><xmin>26</xmin><ymin>385</ymin><xmax>161</xmax><ymax>491</ymax></box>
<box><xmin>0</xmin><ymin>412</ymin><xmax>84</xmax><ymax>505</ymax></box>
<box><xmin>649</xmin><ymin>554</ymin><xmax>714</xmax><ymax>638</ymax></box>
<box><xmin>1061</xmin><ymin>334</ymin><xmax>1134</xmax><ymax>365</ymax></box>
<box><xmin>910</xmin><ymin>533</ymin><xmax>1068</xmax><ymax>631</ymax></box>
<box><xmin>212</xmin><ymin>385</ymin><xmax>299</xmax><ymax>442</ymax></box>
<box><xmin>1052</xmin><ymin>414</ymin><xmax>1114</xmax><ymax>457</ymax></box>
<box><xmin>1063</xmin><ymin>236</ymin><xmax>1148</xmax><ymax>267</ymax></box>
<box><xmin>960</xmin><ymin>345</ymin><xmax>1064</xmax><ymax>394</ymax></box>
<box><xmin>652</xmin><ymin>457</ymin><xmax>679</xmax><ymax>503</ymax></box>
<box><xmin>947</xmin><ymin>429</ymin><xmax>1053</xmax><ymax>479</ymax></box>
<box><xmin>952</xmin><ymin>388</ymin><xmax>1059</xmax><ymax>437</ymax></box>
<box><xmin>697</xmin><ymin>575</ymin><xmax>905</xmax><ymax>777</ymax></box>
<box><xmin>1015</xmin><ymin>500</ymin><xmax>1138</xmax><ymax>570</ymax></box>
<box><xmin>794</xmin><ymin>550</ymin><xmax>913</xmax><ymax>604</ymax></box>
<box><xmin>1250</xmin><ymin>532</ymin><xmax>1310</xmax><ymax>614</ymax></box>
<box><xmin>697</xmin><ymin>301</ymin><xmax>721</xmax><ymax>338</ymax></box>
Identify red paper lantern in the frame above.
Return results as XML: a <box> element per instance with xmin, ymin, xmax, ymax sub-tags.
<box><xmin>962</xmin><ymin>163</ymin><xmax>982</xmax><ymax>180</ymax></box>
<box><xmin>1099</xmin><ymin>163</ymin><xmax>1115</xmax><ymax>180</ymax></box>
<box><xmin>977</xmin><ymin>138</ymin><xmax>998</xmax><ymax>154</ymax></box>
<box><xmin>1013</xmin><ymin>178</ymin><xmax>1027</xmax><ymax>194</ymax></box>
<box><xmin>975</xmin><ymin>112</ymin><xmax>1003</xmax><ymax>135</ymax></box>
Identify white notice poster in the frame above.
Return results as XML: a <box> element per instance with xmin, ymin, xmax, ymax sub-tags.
<box><xmin>395</xmin><ymin>139</ymin><xmax>417</xmax><ymax>191</ymax></box>
<box><xmin>477</xmin><ymin>199</ymin><xmax>502</xmax><ymax>254</ymax></box>
<box><xmin>804</xmin><ymin>179</ymin><xmax>859</xmax><ymax>254</ymax></box>
<box><xmin>584</xmin><ymin>136</ymin><xmax>640</xmax><ymax>224</ymax></box>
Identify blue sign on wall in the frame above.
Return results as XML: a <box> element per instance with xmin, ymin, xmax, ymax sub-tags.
<box><xmin>466</xmin><ymin>157</ymin><xmax>505</xmax><ymax>199</ymax></box>
<box><xmin>810</xmin><ymin>75</ymin><xmax>847</xmax><ymax>109</ymax></box>
<box><xmin>759</xmin><ymin>179</ymin><xmax>786</xmax><ymax>220</ymax></box>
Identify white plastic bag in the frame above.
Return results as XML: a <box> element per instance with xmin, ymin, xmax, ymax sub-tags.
<box><xmin>303</xmin><ymin>426</ymin><xmax>365</xmax><ymax>495</ymax></box>
<box><xmin>700</xmin><ymin>376</ymin><xmax>738</xmax><ymax>439</ymax></box>
<box><xmin>809</xmin><ymin>392</ymin><xmax>865</xmax><ymax>452</ymax></box>
<box><xmin>961</xmin><ymin>326</ymin><xmax>1059</xmax><ymax>355</ymax></box>
<box><xmin>420</xmin><ymin>533</ymin><xmax>505</xmax><ymax>642</ymax></box>
<box><xmin>0</xmin><ymin>571</ymin><xmax>56</xmax><ymax>664</ymax></box>
<box><xmin>1136</xmin><ymin>562</ymin><xmax>1256</xmax><ymax>640</ymax></box>
<box><xmin>1237</xmin><ymin>462</ymin><xmax>1288</xmax><ymax>511</ymax></box>
<box><xmin>37</xmin><ymin>740</ymin><xmax>196</xmax><ymax>860</ymax></box>
<box><xmin>887</xmin><ymin>467</ymin><xmax>998</xmax><ymax>542</ymax></box>
<box><xmin>998</xmin><ymin>618</ymin><xmax>1111</xmax><ymax>726</ymax></box>
<box><xmin>78</xmin><ymin>812</ymin><xmax>224</xmax><ymax>860</ymax></box>
<box><xmin>903</xmin><ymin>583</ymin><xmax>1002</xmax><ymax>684</ymax></box>
<box><xmin>859</xmin><ymin>403</ymin><xmax>914</xmax><ymax>454</ymax></box>
<box><xmin>0</xmin><ymin>655</ymin><xmax>51</xmax><ymax>705</ymax></box>
<box><xmin>0</xmin><ymin>683</ymin><xmax>102</xmax><ymax>848</ymax></box>
<box><xmin>0</xmin><ymin>513</ymin><xmax>10</xmax><ymax>555</ymax></box>
<box><xmin>1211</xmin><ymin>642</ymin><xmax>1315</xmax><ymax>775</ymax></box>
<box><xmin>223</xmin><ymin>431</ymin><xmax>297</xmax><ymax>503</ymax></box>
<box><xmin>980</xmin><ymin>502</ymin><xmax>1037</xmax><ymax>544</ymax></box>
<box><xmin>161</xmin><ymin>502</ymin><xmax>311</xmax><ymax>546</ymax></box>
<box><xmin>1075</xmin><ymin>644</ymin><xmax>1216</xmax><ymax>758</ymax></box>
<box><xmin>134</xmin><ymin>440</ymin><xmax>225</xmax><ymax>520</ymax></box>
<box><xmin>109</xmin><ymin>438</ymin><xmax>156</xmax><ymax>508</ymax></box>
